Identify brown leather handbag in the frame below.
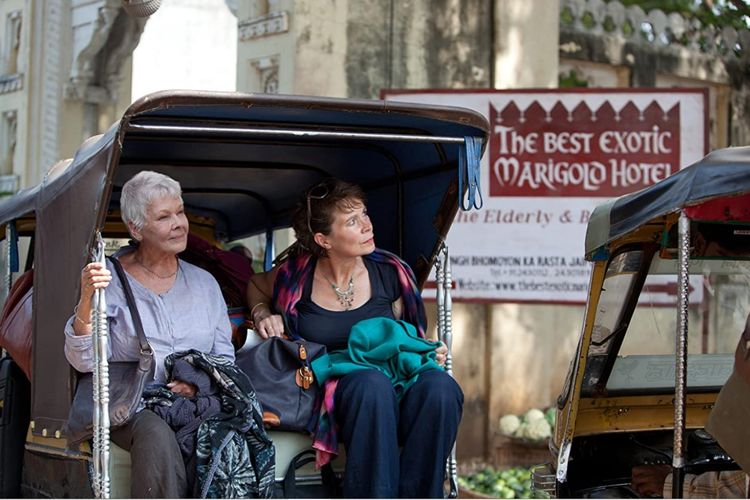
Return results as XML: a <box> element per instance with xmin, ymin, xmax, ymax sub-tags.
<box><xmin>65</xmin><ymin>257</ymin><xmax>154</xmax><ymax>446</ymax></box>
<box><xmin>0</xmin><ymin>270</ymin><xmax>33</xmax><ymax>380</ymax></box>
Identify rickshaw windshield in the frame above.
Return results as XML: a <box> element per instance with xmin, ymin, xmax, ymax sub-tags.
<box><xmin>583</xmin><ymin>252</ymin><xmax>750</xmax><ymax>395</ymax></box>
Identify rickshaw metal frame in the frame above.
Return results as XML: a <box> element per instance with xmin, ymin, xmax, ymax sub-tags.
<box><xmin>126</xmin><ymin>122</ymin><xmax>469</xmax><ymax>144</ymax></box>
<box><xmin>672</xmin><ymin>211</ymin><xmax>690</xmax><ymax>497</ymax></box>
<box><xmin>91</xmin><ymin>233</ymin><xmax>111</xmax><ymax>498</ymax></box>
<box><xmin>435</xmin><ymin>243</ymin><xmax>457</xmax><ymax>497</ymax></box>
<box><xmin>543</xmin><ymin>146</ymin><xmax>750</xmax><ymax>498</ymax></box>
<box><xmin>0</xmin><ymin>90</ymin><xmax>489</xmax><ymax>498</ymax></box>
<box><xmin>588</xmin><ymin>244</ymin><xmax>659</xmax><ymax>398</ymax></box>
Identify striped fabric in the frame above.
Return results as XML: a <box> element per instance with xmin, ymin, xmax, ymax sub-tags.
<box><xmin>663</xmin><ymin>471</ymin><xmax>748</xmax><ymax>498</ymax></box>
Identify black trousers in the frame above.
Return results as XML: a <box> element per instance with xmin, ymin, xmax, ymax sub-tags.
<box><xmin>334</xmin><ymin>369</ymin><xmax>464</xmax><ymax>498</ymax></box>
<box><xmin>111</xmin><ymin>409</ymin><xmax>188</xmax><ymax>498</ymax></box>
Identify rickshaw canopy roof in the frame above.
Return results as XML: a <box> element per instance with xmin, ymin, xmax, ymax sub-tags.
<box><xmin>585</xmin><ymin>146</ymin><xmax>750</xmax><ymax>258</ymax></box>
<box><xmin>0</xmin><ymin>90</ymin><xmax>490</xmax><ymax>279</ymax></box>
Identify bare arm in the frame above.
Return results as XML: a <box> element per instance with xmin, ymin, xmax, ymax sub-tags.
<box><xmin>64</xmin><ymin>261</ymin><xmax>112</xmax><ymax>373</ymax></box>
<box><xmin>246</xmin><ymin>267</ymin><xmax>285</xmax><ymax>338</ymax></box>
<box><xmin>391</xmin><ymin>297</ymin><xmax>404</xmax><ymax>320</ymax></box>
<box><xmin>247</xmin><ymin>269</ymin><xmax>276</xmax><ymax>309</ymax></box>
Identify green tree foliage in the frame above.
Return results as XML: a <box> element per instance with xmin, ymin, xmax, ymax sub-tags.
<box><xmin>614</xmin><ymin>0</ymin><xmax>750</xmax><ymax>29</ymax></box>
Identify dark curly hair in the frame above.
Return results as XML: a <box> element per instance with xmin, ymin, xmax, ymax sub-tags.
<box><xmin>290</xmin><ymin>178</ymin><xmax>367</xmax><ymax>258</ymax></box>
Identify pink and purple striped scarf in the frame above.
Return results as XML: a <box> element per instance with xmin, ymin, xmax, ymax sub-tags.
<box><xmin>272</xmin><ymin>248</ymin><xmax>427</xmax><ymax>466</ymax></box>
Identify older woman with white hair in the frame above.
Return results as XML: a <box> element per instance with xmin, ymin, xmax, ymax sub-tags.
<box><xmin>64</xmin><ymin>170</ymin><xmax>234</xmax><ymax>498</ymax></box>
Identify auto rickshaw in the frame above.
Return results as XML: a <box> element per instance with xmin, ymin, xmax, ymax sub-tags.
<box><xmin>533</xmin><ymin>146</ymin><xmax>750</xmax><ymax>498</ymax></box>
<box><xmin>0</xmin><ymin>90</ymin><xmax>488</xmax><ymax>498</ymax></box>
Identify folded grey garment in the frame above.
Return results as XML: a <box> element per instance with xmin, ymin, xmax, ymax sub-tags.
<box><xmin>171</xmin><ymin>358</ymin><xmax>217</xmax><ymax>396</ymax></box>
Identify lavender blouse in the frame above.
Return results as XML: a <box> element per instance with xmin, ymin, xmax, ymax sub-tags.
<box><xmin>64</xmin><ymin>248</ymin><xmax>234</xmax><ymax>383</ymax></box>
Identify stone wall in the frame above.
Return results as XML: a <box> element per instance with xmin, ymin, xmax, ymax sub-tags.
<box><xmin>559</xmin><ymin>0</ymin><xmax>750</xmax><ymax>148</ymax></box>
<box><xmin>344</xmin><ymin>0</ymin><xmax>493</xmax><ymax>97</ymax></box>
<box><xmin>237</xmin><ymin>0</ymin><xmax>493</xmax><ymax>97</ymax></box>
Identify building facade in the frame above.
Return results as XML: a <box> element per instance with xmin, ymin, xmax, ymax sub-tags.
<box><xmin>3</xmin><ymin>0</ymin><xmax>750</xmax><ymax>462</ymax></box>
<box><xmin>0</xmin><ymin>0</ymin><xmax>148</xmax><ymax>190</ymax></box>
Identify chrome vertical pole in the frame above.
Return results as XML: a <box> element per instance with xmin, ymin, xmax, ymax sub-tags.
<box><xmin>436</xmin><ymin>245</ymin><xmax>446</xmax><ymax>363</ymax></box>
<box><xmin>436</xmin><ymin>243</ymin><xmax>458</xmax><ymax>498</ymax></box>
<box><xmin>92</xmin><ymin>233</ymin><xmax>110</xmax><ymax>498</ymax></box>
<box><xmin>1</xmin><ymin>222</ymin><xmax>13</xmax><ymax>358</ymax></box>
<box><xmin>443</xmin><ymin>245</ymin><xmax>457</xmax><ymax>499</ymax></box>
<box><xmin>4</xmin><ymin>222</ymin><xmax>13</xmax><ymax>302</ymax></box>
<box><xmin>672</xmin><ymin>212</ymin><xmax>690</xmax><ymax>498</ymax></box>
<box><xmin>442</xmin><ymin>245</ymin><xmax>455</xmax><ymax>379</ymax></box>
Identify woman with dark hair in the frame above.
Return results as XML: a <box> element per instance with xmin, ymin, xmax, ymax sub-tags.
<box><xmin>247</xmin><ymin>177</ymin><xmax>463</xmax><ymax>498</ymax></box>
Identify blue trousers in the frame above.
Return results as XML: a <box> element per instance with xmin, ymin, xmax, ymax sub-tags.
<box><xmin>334</xmin><ymin>369</ymin><xmax>464</xmax><ymax>498</ymax></box>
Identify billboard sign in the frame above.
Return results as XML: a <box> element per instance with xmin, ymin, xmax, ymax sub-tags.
<box><xmin>383</xmin><ymin>89</ymin><xmax>708</xmax><ymax>302</ymax></box>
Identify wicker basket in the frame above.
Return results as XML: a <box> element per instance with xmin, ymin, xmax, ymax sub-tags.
<box><xmin>492</xmin><ymin>433</ymin><xmax>553</xmax><ymax>468</ymax></box>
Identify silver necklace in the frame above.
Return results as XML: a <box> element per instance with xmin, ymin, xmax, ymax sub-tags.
<box><xmin>327</xmin><ymin>276</ymin><xmax>355</xmax><ymax>310</ymax></box>
<box><xmin>136</xmin><ymin>256</ymin><xmax>178</xmax><ymax>279</ymax></box>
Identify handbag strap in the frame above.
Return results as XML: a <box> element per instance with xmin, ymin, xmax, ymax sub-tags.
<box><xmin>283</xmin><ymin>449</ymin><xmax>339</xmax><ymax>498</ymax></box>
<box><xmin>106</xmin><ymin>256</ymin><xmax>152</xmax><ymax>354</ymax></box>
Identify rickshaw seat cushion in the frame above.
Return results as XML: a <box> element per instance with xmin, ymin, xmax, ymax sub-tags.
<box><xmin>0</xmin><ymin>270</ymin><xmax>33</xmax><ymax>380</ymax></box>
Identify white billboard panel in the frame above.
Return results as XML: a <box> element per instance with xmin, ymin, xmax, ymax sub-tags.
<box><xmin>384</xmin><ymin>89</ymin><xmax>708</xmax><ymax>302</ymax></box>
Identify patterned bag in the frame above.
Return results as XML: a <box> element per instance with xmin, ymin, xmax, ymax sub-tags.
<box><xmin>144</xmin><ymin>350</ymin><xmax>276</xmax><ymax>498</ymax></box>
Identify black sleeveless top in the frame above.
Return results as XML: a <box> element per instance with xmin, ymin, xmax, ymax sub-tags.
<box><xmin>296</xmin><ymin>258</ymin><xmax>401</xmax><ymax>350</ymax></box>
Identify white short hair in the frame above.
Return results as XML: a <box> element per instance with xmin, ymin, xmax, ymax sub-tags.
<box><xmin>120</xmin><ymin>171</ymin><xmax>182</xmax><ymax>232</ymax></box>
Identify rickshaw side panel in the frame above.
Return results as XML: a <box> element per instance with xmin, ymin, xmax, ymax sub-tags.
<box><xmin>550</xmin><ymin>150</ymin><xmax>750</xmax><ymax>497</ymax></box>
<box><xmin>30</xmin><ymin>132</ymin><xmax>116</xmax><ymax>439</ymax></box>
<box><xmin>21</xmin><ymin>449</ymin><xmax>92</xmax><ymax>497</ymax></box>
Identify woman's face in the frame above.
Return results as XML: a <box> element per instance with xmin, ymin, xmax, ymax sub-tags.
<box><xmin>133</xmin><ymin>196</ymin><xmax>189</xmax><ymax>255</ymax></box>
<box><xmin>317</xmin><ymin>198</ymin><xmax>375</xmax><ymax>258</ymax></box>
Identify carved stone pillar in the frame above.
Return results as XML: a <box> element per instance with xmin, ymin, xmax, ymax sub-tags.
<box><xmin>66</xmin><ymin>0</ymin><xmax>121</xmax><ymax>101</ymax></box>
<box><xmin>1</xmin><ymin>109</ymin><xmax>17</xmax><ymax>176</ymax></box>
<box><xmin>36</xmin><ymin>0</ymin><xmax>64</xmax><ymax>180</ymax></box>
<box><xmin>2</xmin><ymin>10</ymin><xmax>22</xmax><ymax>76</ymax></box>
<box><xmin>237</xmin><ymin>0</ymin><xmax>289</xmax><ymax>94</ymax></box>
<box><xmin>66</xmin><ymin>0</ymin><xmax>148</xmax><ymax>103</ymax></box>
<box><xmin>250</xmin><ymin>56</ymin><xmax>280</xmax><ymax>94</ymax></box>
